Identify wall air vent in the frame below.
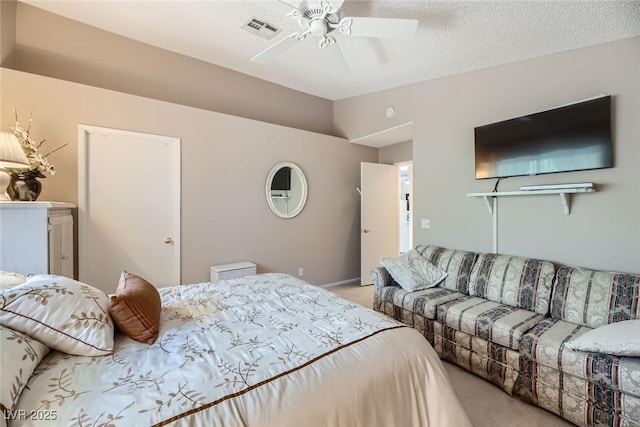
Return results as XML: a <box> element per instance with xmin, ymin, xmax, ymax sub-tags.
<box><xmin>242</xmin><ymin>17</ymin><xmax>281</xmax><ymax>40</ymax></box>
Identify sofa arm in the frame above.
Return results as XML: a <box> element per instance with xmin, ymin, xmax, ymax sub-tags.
<box><xmin>371</xmin><ymin>266</ymin><xmax>399</xmax><ymax>292</ymax></box>
<box><xmin>371</xmin><ymin>266</ymin><xmax>391</xmax><ymax>287</ymax></box>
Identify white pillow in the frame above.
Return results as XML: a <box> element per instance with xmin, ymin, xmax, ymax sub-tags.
<box><xmin>380</xmin><ymin>249</ymin><xmax>448</xmax><ymax>292</ymax></box>
<box><xmin>0</xmin><ymin>271</ymin><xmax>27</xmax><ymax>291</ymax></box>
<box><xmin>565</xmin><ymin>319</ymin><xmax>640</xmax><ymax>356</ymax></box>
<box><xmin>0</xmin><ymin>275</ymin><xmax>114</xmax><ymax>356</ymax></box>
<box><xmin>0</xmin><ymin>325</ymin><xmax>49</xmax><ymax>416</ymax></box>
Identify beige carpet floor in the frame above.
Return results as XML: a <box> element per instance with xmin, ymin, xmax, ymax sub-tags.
<box><xmin>326</xmin><ymin>281</ymin><xmax>574</xmax><ymax>427</ymax></box>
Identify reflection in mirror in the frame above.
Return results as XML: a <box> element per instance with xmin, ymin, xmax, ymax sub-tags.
<box><xmin>266</xmin><ymin>162</ymin><xmax>308</xmax><ymax>218</ymax></box>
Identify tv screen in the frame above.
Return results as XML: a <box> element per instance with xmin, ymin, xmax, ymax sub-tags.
<box><xmin>271</xmin><ymin>166</ymin><xmax>291</xmax><ymax>191</ymax></box>
<box><xmin>474</xmin><ymin>96</ymin><xmax>612</xmax><ymax>179</ymax></box>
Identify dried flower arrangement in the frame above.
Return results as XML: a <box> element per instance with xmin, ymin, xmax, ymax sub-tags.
<box><xmin>9</xmin><ymin>111</ymin><xmax>68</xmax><ymax>178</ymax></box>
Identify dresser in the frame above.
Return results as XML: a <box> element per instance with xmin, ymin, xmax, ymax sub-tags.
<box><xmin>0</xmin><ymin>201</ymin><xmax>75</xmax><ymax>278</ymax></box>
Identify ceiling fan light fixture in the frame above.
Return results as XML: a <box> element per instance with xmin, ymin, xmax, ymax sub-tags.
<box><xmin>309</xmin><ymin>19</ymin><xmax>328</xmax><ymax>37</ymax></box>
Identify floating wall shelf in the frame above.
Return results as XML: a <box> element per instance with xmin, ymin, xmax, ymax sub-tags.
<box><xmin>467</xmin><ymin>187</ymin><xmax>596</xmax><ymax>216</ymax></box>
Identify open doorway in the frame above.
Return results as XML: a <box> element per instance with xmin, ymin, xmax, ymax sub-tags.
<box><xmin>397</xmin><ymin>161</ymin><xmax>413</xmax><ymax>254</ymax></box>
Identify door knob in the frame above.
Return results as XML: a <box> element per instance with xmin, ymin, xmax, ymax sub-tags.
<box><xmin>362</xmin><ymin>229</ymin><xmax>370</xmax><ymax>234</ymax></box>
<box><xmin>164</xmin><ymin>237</ymin><xmax>173</xmax><ymax>244</ymax></box>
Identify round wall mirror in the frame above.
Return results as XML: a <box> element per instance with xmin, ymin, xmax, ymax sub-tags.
<box><xmin>265</xmin><ymin>162</ymin><xmax>308</xmax><ymax>219</ymax></box>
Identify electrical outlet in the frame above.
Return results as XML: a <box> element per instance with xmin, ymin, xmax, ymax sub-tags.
<box><xmin>421</xmin><ymin>219</ymin><xmax>431</xmax><ymax>229</ymax></box>
<box><xmin>298</xmin><ymin>268</ymin><xmax>304</xmax><ymax>277</ymax></box>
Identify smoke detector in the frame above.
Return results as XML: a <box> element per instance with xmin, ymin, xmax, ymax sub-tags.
<box><xmin>386</xmin><ymin>107</ymin><xmax>397</xmax><ymax>118</ymax></box>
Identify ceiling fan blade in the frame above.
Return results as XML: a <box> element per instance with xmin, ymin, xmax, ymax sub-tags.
<box><xmin>328</xmin><ymin>0</ymin><xmax>345</xmax><ymax>11</ymax></box>
<box><xmin>279</xmin><ymin>0</ymin><xmax>344</xmax><ymax>11</ymax></box>
<box><xmin>277</xmin><ymin>0</ymin><xmax>303</xmax><ymax>10</ymax></box>
<box><xmin>323</xmin><ymin>40</ymin><xmax>350</xmax><ymax>74</ymax></box>
<box><xmin>341</xmin><ymin>17</ymin><xmax>418</xmax><ymax>40</ymax></box>
<box><xmin>251</xmin><ymin>34</ymin><xmax>302</xmax><ymax>63</ymax></box>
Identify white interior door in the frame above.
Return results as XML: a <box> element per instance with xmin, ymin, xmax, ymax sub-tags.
<box><xmin>78</xmin><ymin>126</ymin><xmax>180</xmax><ymax>293</ymax></box>
<box><xmin>360</xmin><ymin>162</ymin><xmax>399</xmax><ymax>286</ymax></box>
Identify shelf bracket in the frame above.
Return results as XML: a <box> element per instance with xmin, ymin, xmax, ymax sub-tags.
<box><xmin>482</xmin><ymin>195</ymin><xmax>493</xmax><ymax>214</ymax></box>
<box><xmin>560</xmin><ymin>193</ymin><xmax>570</xmax><ymax>215</ymax></box>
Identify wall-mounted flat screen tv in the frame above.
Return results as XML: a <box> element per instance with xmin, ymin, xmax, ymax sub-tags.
<box><xmin>474</xmin><ymin>95</ymin><xmax>612</xmax><ymax>179</ymax></box>
<box><xmin>271</xmin><ymin>166</ymin><xmax>291</xmax><ymax>191</ymax></box>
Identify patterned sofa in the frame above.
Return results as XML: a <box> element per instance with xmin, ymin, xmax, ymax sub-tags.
<box><xmin>372</xmin><ymin>245</ymin><xmax>640</xmax><ymax>427</ymax></box>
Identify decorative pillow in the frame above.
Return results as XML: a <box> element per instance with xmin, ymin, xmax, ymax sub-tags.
<box><xmin>0</xmin><ymin>275</ymin><xmax>114</xmax><ymax>356</ymax></box>
<box><xmin>0</xmin><ymin>325</ymin><xmax>49</xmax><ymax>416</ymax></box>
<box><xmin>109</xmin><ymin>271</ymin><xmax>161</xmax><ymax>344</ymax></box>
<box><xmin>565</xmin><ymin>319</ymin><xmax>640</xmax><ymax>356</ymax></box>
<box><xmin>380</xmin><ymin>249</ymin><xmax>448</xmax><ymax>292</ymax></box>
<box><xmin>0</xmin><ymin>271</ymin><xmax>27</xmax><ymax>291</ymax></box>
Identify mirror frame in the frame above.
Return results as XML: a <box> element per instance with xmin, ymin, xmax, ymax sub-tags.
<box><xmin>265</xmin><ymin>162</ymin><xmax>308</xmax><ymax>219</ymax></box>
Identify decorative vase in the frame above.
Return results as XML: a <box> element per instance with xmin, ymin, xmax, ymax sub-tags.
<box><xmin>8</xmin><ymin>171</ymin><xmax>42</xmax><ymax>201</ymax></box>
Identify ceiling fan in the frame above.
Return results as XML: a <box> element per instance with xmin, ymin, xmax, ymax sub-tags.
<box><xmin>251</xmin><ymin>0</ymin><xmax>419</xmax><ymax>64</ymax></box>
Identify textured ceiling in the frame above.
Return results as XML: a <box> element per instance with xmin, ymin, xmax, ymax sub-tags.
<box><xmin>21</xmin><ymin>0</ymin><xmax>640</xmax><ymax>101</ymax></box>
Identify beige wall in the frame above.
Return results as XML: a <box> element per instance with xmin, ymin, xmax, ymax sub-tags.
<box><xmin>0</xmin><ymin>68</ymin><xmax>377</xmax><ymax>289</ymax></box>
<box><xmin>335</xmin><ymin>37</ymin><xmax>640</xmax><ymax>275</ymax></box>
<box><xmin>379</xmin><ymin>140</ymin><xmax>412</xmax><ymax>164</ymax></box>
<box><xmin>0</xmin><ymin>0</ymin><xmax>17</xmax><ymax>67</ymax></box>
<box><xmin>8</xmin><ymin>2</ymin><xmax>335</xmax><ymax>136</ymax></box>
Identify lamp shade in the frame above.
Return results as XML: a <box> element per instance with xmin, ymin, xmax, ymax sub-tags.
<box><xmin>0</xmin><ymin>131</ymin><xmax>29</xmax><ymax>168</ymax></box>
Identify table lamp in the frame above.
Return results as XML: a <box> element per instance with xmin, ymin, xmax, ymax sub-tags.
<box><xmin>0</xmin><ymin>131</ymin><xmax>30</xmax><ymax>200</ymax></box>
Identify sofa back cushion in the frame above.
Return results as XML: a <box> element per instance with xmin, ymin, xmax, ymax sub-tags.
<box><xmin>468</xmin><ymin>253</ymin><xmax>555</xmax><ymax>315</ymax></box>
<box><xmin>550</xmin><ymin>266</ymin><xmax>640</xmax><ymax>328</ymax></box>
<box><xmin>415</xmin><ymin>245</ymin><xmax>477</xmax><ymax>294</ymax></box>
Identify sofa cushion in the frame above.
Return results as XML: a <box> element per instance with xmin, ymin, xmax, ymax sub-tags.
<box><xmin>383</xmin><ymin>286</ymin><xmax>466</xmax><ymax>320</ymax></box>
<box><xmin>520</xmin><ymin>317</ymin><xmax>640</xmax><ymax>398</ymax></box>
<box><xmin>415</xmin><ymin>245</ymin><xmax>477</xmax><ymax>294</ymax></box>
<box><xmin>550</xmin><ymin>266</ymin><xmax>640</xmax><ymax>328</ymax></box>
<box><xmin>468</xmin><ymin>253</ymin><xmax>555</xmax><ymax>315</ymax></box>
<box><xmin>436</xmin><ymin>296</ymin><xmax>544</xmax><ymax>350</ymax></box>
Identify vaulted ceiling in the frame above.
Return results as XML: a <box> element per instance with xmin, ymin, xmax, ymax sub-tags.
<box><xmin>20</xmin><ymin>0</ymin><xmax>640</xmax><ymax>100</ymax></box>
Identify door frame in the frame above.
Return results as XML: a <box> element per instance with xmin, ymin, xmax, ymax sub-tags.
<box><xmin>396</xmin><ymin>161</ymin><xmax>413</xmax><ymax>253</ymax></box>
<box><xmin>77</xmin><ymin>125</ymin><xmax>181</xmax><ymax>285</ymax></box>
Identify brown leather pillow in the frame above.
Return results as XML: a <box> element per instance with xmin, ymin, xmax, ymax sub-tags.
<box><xmin>109</xmin><ymin>271</ymin><xmax>161</xmax><ymax>344</ymax></box>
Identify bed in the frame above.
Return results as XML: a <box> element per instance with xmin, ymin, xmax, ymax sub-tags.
<box><xmin>1</xmin><ymin>271</ymin><xmax>471</xmax><ymax>427</ymax></box>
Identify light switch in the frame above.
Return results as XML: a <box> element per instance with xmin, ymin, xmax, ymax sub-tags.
<box><xmin>421</xmin><ymin>219</ymin><xmax>431</xmax><ymax>229</ymax></box>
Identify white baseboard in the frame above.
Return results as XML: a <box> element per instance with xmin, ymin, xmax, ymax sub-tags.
<box><xmin>320</xmin><ymin>277</ymin><xmax>361</xmax><ymax>288</ymax></box>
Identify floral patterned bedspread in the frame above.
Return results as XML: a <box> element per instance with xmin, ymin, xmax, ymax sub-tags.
<box><xmin>11</xmin><ymin>273</ymin><xmax>407</xmax><ymax>426</ymax></box>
